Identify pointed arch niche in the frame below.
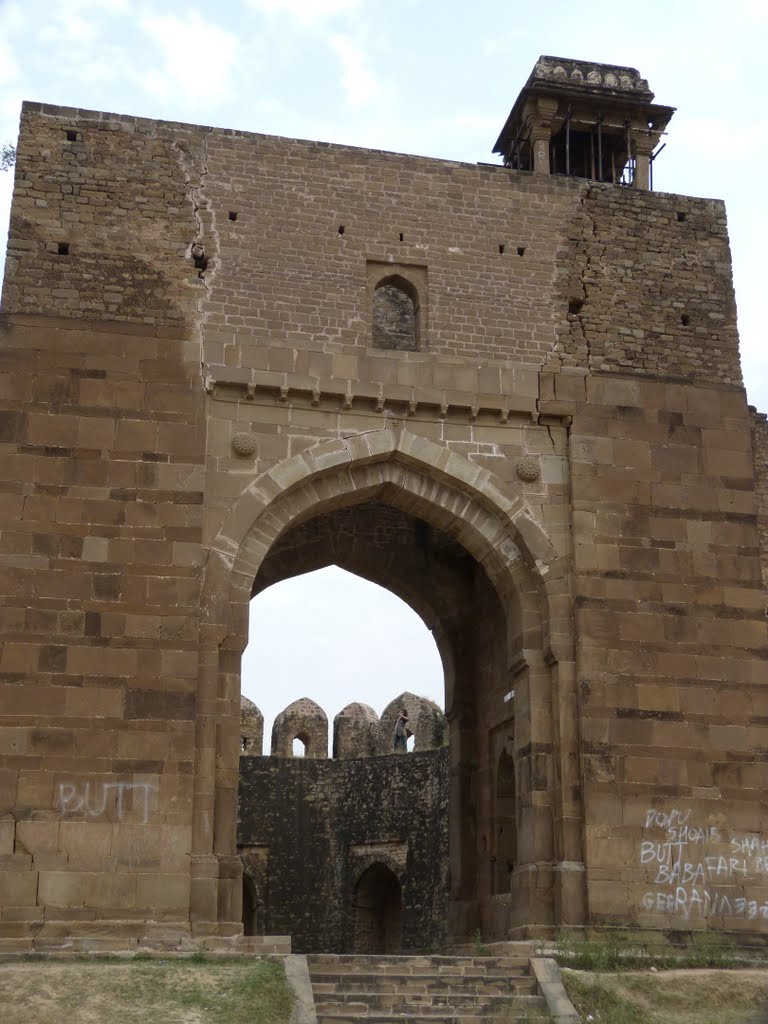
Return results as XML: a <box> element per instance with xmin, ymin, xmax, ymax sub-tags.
<box><xmin>195</xmin><ymin>426</ymin><xmax>583</xmax><ymax>942</ymax></box>
<box><xmin>368</xmin><ymin>261</ymin><xmax>427</xmax><ymax>351</ymax></box>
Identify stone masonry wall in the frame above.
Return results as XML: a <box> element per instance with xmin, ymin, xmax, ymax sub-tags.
<box><xmin>237</xmin><ymin>748</ymin><xmax>448</xmax><ymax>953</ymax></box>
<box><xmin>556</xmin><ymin>186</ymin><xmax>740</xmax><ymax>386</ymax></box>
<box><xmin>559</xmin><ymin>376</ymin><xmax>768</xmax><ymax>932</ymax></box>
<box><xmin>750</xmin><ymin>409</ymin><xmax>768</xmax><ymax>591</ymax></box>
<box><xmin>0</xmin><ymin>315</ymin><xmax>205</xmax><ymax>947</ymax></box>
<box><xmin>4</xmin><ymin>105</ymin><xmax>207</xmax><ymax>329</ymax></box>
<box><xmin>0</xmin><ymin>98</ymin><xmax>762</xmax><ymax>946</ymax></box>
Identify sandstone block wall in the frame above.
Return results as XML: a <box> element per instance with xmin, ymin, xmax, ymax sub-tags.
<box><xmin>0</xmin><ymin>99</ymin><xmax>765</xmax><ymax>946</ymax></box>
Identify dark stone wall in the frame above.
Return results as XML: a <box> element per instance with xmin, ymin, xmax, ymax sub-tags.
<box><xmin>237</xmin><ymin>748</ymin><xmax>448</xmax><ymax>953</ymax></box>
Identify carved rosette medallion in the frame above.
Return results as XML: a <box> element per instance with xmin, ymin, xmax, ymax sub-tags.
<box><xmin>515</xmin><ymin>456</ymin><xmax>540</xmax><ymax>483</ymax></box>
<box><xmin>231</xmin><ymin>432</ymin><xmax>258</xmax><ymax>457</ymax></box>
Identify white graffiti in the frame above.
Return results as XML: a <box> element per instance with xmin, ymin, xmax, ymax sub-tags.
<box><xmin>57</xmin><ymin>781</ymin><xmax>157</xmax><ymax>824</ymax></box>
<box><xmin>639</xmin><ymin>807</ymin><xmax>768</xmax><ymax>921</ymax></box>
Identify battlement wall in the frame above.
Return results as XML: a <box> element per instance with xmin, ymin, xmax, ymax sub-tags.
<box><xmin>237</xmin><ymin>747</ymin><xmax>448</xmax><ymax>953</ymax></box>
<box><xmin>240</xmin><ymin>693</ymin><xmax>447</xmax><ymax>758</ymax></box>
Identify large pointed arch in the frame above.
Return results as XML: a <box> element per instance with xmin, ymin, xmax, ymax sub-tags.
<box><xmin>191</xmin><ymin>425</ymin><xmax>583</xmax><ymax>940</ymax></box>
<box><xmin>204</xmin><ymin>426</ymin><xmax>564</xmax><ymax>643</ymax></box>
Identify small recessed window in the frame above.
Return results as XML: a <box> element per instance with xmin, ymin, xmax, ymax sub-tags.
<box><xmin>399</xmin><ymin>232</ymin><xmax>404</xmax><ymax>242</ymax></box>
<box><xmin>517</xmin><ymin>246</ymin><xmax>526</xmax><ymax>257</ymax></box>
<box><xmin>66</xmin><ymin>131</ymin><xmax>77</xmax><ymax>142</ymax></box>
<box><xmin>498</xmin><ymin>244</ymin><xmax>505</xmax><ymax>255</ymax></box>
<box><xmin>568</xmin><ymin>299</ymin><xmax>583</xmax><ymax>315</ymax></box>
<box><xmin>677</xmin><ymin>211</ymin><xmax>687</xmax><ymax>223</ymax></box>
<box><xmin>681</xmin><ymin>314</ymin><xmax>690</xmax><ymax>326</ymax></box>
<box><xmin>338</xmin><ymin>225</ymin><xmax>345</xmax><ymax>235</ymax></box>
<box><xmin>57</xmin><ymin>242</ymin><xmax>69</xmax><ymax>256</ymax></box>
<box><xmin>373</xmin><ymin>275</ymin><xmax>420</xmax><ymax>351</ymax></box>
<box><xmin>228</xmin><ymin>211</ymin><xmax>238</xmax><ymax>221</ymax></box>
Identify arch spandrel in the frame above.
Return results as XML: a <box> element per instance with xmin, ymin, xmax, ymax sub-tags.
<box><xmin>205</xmin><ymin>427</ymin><xmax>561</xmax><ymax>627</ymax></box>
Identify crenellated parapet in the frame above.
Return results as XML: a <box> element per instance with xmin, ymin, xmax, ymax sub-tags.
<box><xmin>240</xmin><ymin>696</ymin><xmax>264</xmax><ymax>756</ymax></box>
<box><xmin>270</xmin><ymin>698</ymin><xmax>328</xmax><ymax>758</ymax></box>
<box><xmin>333</xmin><ymin>702</ymin><xmax>380</xmax><ymax>759</ymax></box>
<box><xmin>379</xmin><ymin>693</ymin><xmax>447</xmax><ymax>756</ymax></box>
<box><xmin>241</xmin><ymin>693</ymin><xmax>448</xmax><ymax>758</ymax></box>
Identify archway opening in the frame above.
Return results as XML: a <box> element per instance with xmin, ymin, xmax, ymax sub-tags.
<box><xmin>220</xmin><ymin>450</ymin><xmax>566</xmax><ymax>947</ymax></box>
<box><xmin>494</xmin><ymin>746</ymin><xmax>517</xmax><ymax>894</ymax></box>
<box><xmin>353</xmin><ymin>863</ymin><xmax>402</xmax><ymax>953</ymax></box>
<box><xmin>243</xmin><ymin>562</ymin><xmax>444</xmax><ymax>753</ymax></box>
<box><xmin>242</xmin><ymin>872</ymin><xmax>259</xmax><ymax>937</ymax></box>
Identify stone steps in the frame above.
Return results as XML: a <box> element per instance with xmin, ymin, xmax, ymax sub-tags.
<box><xmin>310</xmin><ymin>978</ymin><xmax>539</xmax><ymax>997</ymax></box>
<box><xmin>308</xmin><ymin>953</ymin><xmax>549</xmax><ymax>1023</ymax></box>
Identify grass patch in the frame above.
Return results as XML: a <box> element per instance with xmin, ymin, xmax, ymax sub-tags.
<box><xmin>562</xmin><ymin>968</ymin><xmax>768</xmax><ymax>1024</ymax></box>
<box><xmin>562</xmin><ymin>971</ymin><xmax>646</xmax><ymax>1023</ymax></box>
<box><xmin>0</xmin><ymin>957</ymin><xmax>293</xmax><ymax>1024</ymax></box>
<box><xmin>554</xmin><ymin>930</ymin><xmax>749</xmax><ymax>971</ymax></box>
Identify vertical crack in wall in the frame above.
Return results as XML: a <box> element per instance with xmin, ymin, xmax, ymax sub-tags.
<box><xmin>573</xmin><ymin>187</ymin><xmax>603</xmax><ymax>370</ymax></box>
<box><xmin>171</xmin><ymin>127</ymin><xmax>217</xmax><ymax>391</ymax></box>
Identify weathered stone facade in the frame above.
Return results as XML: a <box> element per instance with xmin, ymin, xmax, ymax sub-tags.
<box><xmin>0</xmin><ymin>57</ymin><xmax>766</xmax><ymax>951</ymax></box>
<box><xmin>238</xmin><ymin>694</ymin><xmax>449</xmax><ymax>952</ymax></box>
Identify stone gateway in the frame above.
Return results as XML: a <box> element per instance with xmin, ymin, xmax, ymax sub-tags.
<box><xmin>1</xmin><ymin>55</ymin><xmax>767</xmax><ymax>952</ymax></box>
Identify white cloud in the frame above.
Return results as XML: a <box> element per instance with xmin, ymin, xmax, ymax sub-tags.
<box><xmin>0</xmin><ymin>39</ymin><xmax>21</xmax><ymax>84</ymax></box>
<box><xmin>0</xmin><ymin>0</ymin><xmax>25</xmax><ymax>33</ymax></box>
<box><xmin>329</xmin><ymin>32</ymin><xmax>380</xmax><ymax>108</ymax></box>
<box><xmin>139</xmin><ymin>11</ymin><xmax>239</xmax><ymax>105</ymax></box>
<box><xmin>246</xmin><ymin>0</ymin><xmax>360</xmax><ymax>22</ymax></box>
<box><xmin>39</xmin><ymin>14</ymin><xmax>97</xmax><ymax>44</ymax></box>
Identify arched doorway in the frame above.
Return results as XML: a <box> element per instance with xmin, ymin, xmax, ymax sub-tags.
<box><xmin>494</xmin><ymin>745</ymin><xmax>517</xmax><ymax>894</ymax></box>
<box><xmin>196</xmin><ymin>427</ymin><xmax>583</xmax><ymax>941</ymax></box>
<box><xmin>352</xmin><ymin>863</ymin><xmax>402</xmax><ymax>953</ymax></box>
<box><xmin>242</xmin><ymin>871</ymin><xmax>259</xmax><ymax>936</ymax></box>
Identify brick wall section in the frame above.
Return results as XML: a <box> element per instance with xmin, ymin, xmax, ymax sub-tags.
<box><xmin>237</xmin><ymin>749</ymin><xmax>448</xmax><ymax>953</ymax></box>
<box><xmin>560</xmin><ymin>376</ymin><xmax>768</xmax><ymax>927</ymax></box>
<box><xmin>0</xmin><ymin>314</ymin><xmax>205</xmax><ymax>940</ymax></box>
<box><xmin>555</xmin><ymin>186</ymin><xmax>740</xmax><ymax>386</ymax></box>
<box><xmin>0</xmin><ymin>99</ymin><xmax>763</xmax><ymax>943</ymax></box>
<box><xmin>750</xmin><ymin>409</ymin><xmax>768</xmax><ymax>590</ymax></box>
<box><xmin>3</xmin><ymin>104</ymin><xmax>206</xmax><ymax>329</ymax></box>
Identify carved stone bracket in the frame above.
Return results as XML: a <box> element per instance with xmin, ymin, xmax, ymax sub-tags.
<box><xmin>204</xmin><ymin>366</ymin><xmax>547</xmax><ymax>425</ymax></box>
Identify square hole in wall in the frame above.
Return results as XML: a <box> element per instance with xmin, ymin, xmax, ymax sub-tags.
<box><xmin>229</xmin><ymin>211</ymin><xmax>238</xmax><ymax>221</ymax></box>
<box><xmin>57</xmin><ymin>242</ymin><xmax>70</xmax><ymax>255</ymax></box>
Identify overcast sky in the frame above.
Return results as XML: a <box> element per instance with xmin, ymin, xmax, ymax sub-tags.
<box><xmin>1</xmin><ymin>0</ymin><xmax>765</xmax><ymax>750</ymax></box>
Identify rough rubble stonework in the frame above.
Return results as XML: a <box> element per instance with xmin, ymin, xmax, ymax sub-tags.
<box><xmin>238</xmin><ymin>696</ymin><xmax>449</xmax><ymax>953</ymax></box>
<box><xmin>0</xmin><ymin>56</ymin><xmax>767</xmax><ymax>952</ymax></box>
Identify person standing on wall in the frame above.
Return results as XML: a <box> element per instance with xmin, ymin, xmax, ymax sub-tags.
<box><xmin>394</xmin><ymin>709</ymin><xmax>409</xmax><ymax>752</ymax></box>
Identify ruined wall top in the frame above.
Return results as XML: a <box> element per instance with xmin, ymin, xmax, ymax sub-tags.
<box><xmin>528</xmin><ymin>56</ymin><xmax>653</xmax><ymax>98</ymax></box>
<box><xmin>271</xmin><ymin>698</ymin><xmax>328</xmax><ymax>758</ymax></box>
<box><xmin>240</xmin><ymin>696</ymin><xmax>263</xmax><ymax>756</ymax></box>
<box><xmin>246</xmin><ymin>693</ymin><xmax>448</xmax><ymax>759</ymax></box>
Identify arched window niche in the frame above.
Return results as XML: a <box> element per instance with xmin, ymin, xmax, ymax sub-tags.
<box><xmin>367</xmin><ymin>261</ymin><xmax>427</xmax><ymax>353</ymax></box>
<box><xmin>373</xmin><ymin>275</ymin><xmax>420</xmax><ymax>351</ymax></box>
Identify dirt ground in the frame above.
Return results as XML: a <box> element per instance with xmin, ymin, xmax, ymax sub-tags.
<box><xmin>0</xmin><ymin>958</ymin><xmax>293</xmax><ymax>1024</ymax></box>
<box><xmin>562</xmin><ymin>967</ymin><xmax>768</xmax><ymax>1024</ymax></box>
